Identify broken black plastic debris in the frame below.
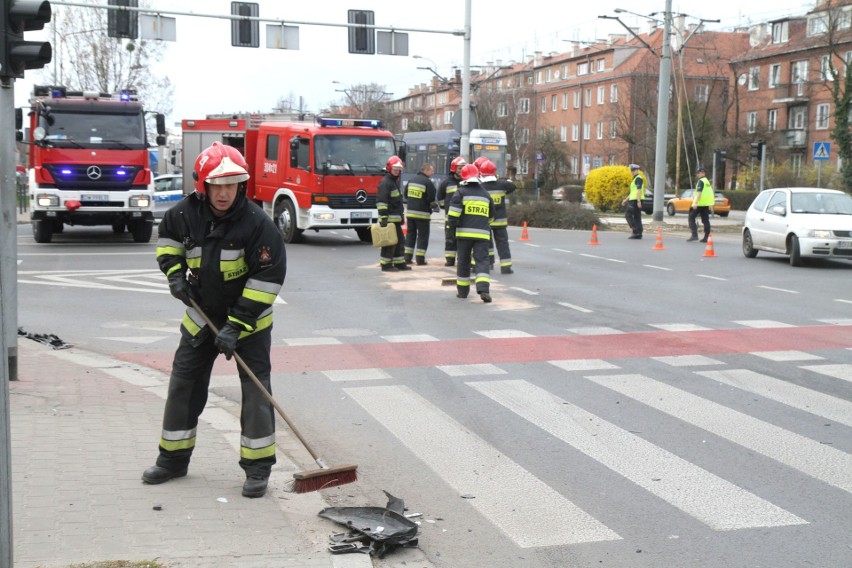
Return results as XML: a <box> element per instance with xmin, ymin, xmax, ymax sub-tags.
<box><xmin>18</xmin><ymin>328</ymin><xmax>73</xmax><ymax>350</ymax></box>
<box><xmin>319</xmin><ymin>490</ymin><xmax>419</xmax><ymax>558</ymax></box>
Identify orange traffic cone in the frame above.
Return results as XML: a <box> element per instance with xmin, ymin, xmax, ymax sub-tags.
<box><xmin>520</xmin><ymin>221</ymin><xmax>530</xmax><ymax>241</ymax></box>
<box><xmin>703</xmin><ymin>233</ymin><xmax>716</xmax><ymax>257</ymax></box>
<box><xmin>588</xmin><ymin>224</ymin><xmax>600</xmax><ymax>245</ymax></box>
<box><xmin>652</xmin><ymin>226</ymin><xmax>666</xmax><ymax>250</ymax></box>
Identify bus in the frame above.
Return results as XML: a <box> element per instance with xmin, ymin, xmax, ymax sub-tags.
<box><xmin>401</xmin><ymin>128</ymin><xmax>509</xmax><ymax>186</ymax></box>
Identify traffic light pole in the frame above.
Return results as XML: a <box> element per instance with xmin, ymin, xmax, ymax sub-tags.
<box><xmin>0</xmin><ymin>74</ymin><xmax>17</xmax><ymax>568</ymax></box>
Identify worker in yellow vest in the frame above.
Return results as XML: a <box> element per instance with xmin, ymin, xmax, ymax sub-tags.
<box><xmin>687</xmin><ymin>166</ymin><xmax>715</xmax><ymax>242</ymax></box>
<box><xmin>622</xmin><ymin>164</ymin><xmax>645</xmax><ymax>239</ymax></box>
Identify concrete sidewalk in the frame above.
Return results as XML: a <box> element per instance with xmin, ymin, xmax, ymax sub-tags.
<box><xmin>8</xmin><ymin>338</ymin><xmax>378</xmax><ymax>568</ymax></box>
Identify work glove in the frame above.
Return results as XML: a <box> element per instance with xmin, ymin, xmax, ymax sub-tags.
<box><xmin>214</xmin><ymin>323</ymin><xmax>241</xmax><ymax>360</ymax></box>
<box><xmin>379</xmin><ymin>217</ymin><xmax>388</xmax><ymax>228</ymax></box>
<box><xmin>168</xmin><ymin>271</ymin><xmax>194</xmax><ymax>307</ymax></box>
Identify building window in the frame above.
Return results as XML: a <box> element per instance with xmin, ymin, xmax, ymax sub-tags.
<box><xmin>807</xmin><ymin>12</ymin><xmax>828</xmax><ymax>36</ymax></box>
<box><xmin>560</xmin><ymin>125</ymin><xmax>568</xmax><ymax>142</ymax></box>
<box><xmin>768</xmin><ymin>64</ymin><xmax>781</xmax><ymax>87</ymax></box>
<box><xmin>573</xmin><ymin>90</ymin><xmax>581</xmax><ymax>108</ymax></box>
<box><xmin>596</xmin><ymin>121</ymin><xmax>603</xmax><ymax>140</ymax></box>
<box><xmin>578</xmin><ymin>62</ymin><xmax>588</xmax><ymax>76</ymax></box>
<box><xmin>520</xmin><ymin>159</ymin><xmax>529</xmax><ymax>175</ymax></box>
<box><xmin>816</xmin><ymin>103</ymin><xmax>831</xmax><ymax>129</ymax></box>
<box><xmin>747</xmin><ymin>111</ymin><xmax>757</xmax><ymax>134</ymax></box>
<box><xmin>610</xmin><ymin>84</ymin><xmax>618</xmax><ymax>103</ymax></box>
<box><xmin>792</xmin><ymin>60</ymin><xmax>809</xmax><ymax>84</ymax></box>
<box><xmin>695</xmin><ymin>84</ymin><xmax>709</xmax><ymax>103</ymax></box>
<box><xmin>790</xmin><ymin>106</ymin><xmax>806</xmax><ymax>129</ymax></box>
<box><xmin>597</xmin><ymin>58</ymin><xmax>605</xmax><ymax>72</ymax></box>
<box><xmin>552</xmin><ymin>94</ymin><xmax>558</xmax><ymax>112</ymax></box>
<box><xmin>768</xmin><ymin>109</ymin><xmax>777</xmax><ymax>132</ymax></box>
<box><xmin>562</xmin><ymin>63</ymin><xmax>568</xmax><ymax>78</ymax></box>
<box><xmin>840</xmin><ymin>6</ymin><xmax>852</xmax><ymax>29</ymax></box>
<box><xmin>497</xmin><ymin>102</ymin><xmax>507</xmax><ymax>117</ymax></box>
<box><xmin>571</xmin><ymin>124</ymin><xmax>579</xmax><ymax>141</ymax></box>
<box><xmin>571</xmin><ymin>156</ymin><xmax>578</xmax><ymax>176</ymax></box>
<box><xmin>401</xmin><ymin>118</ymin><xmax>408</xmax><ymax>130</ymax></box>
<box><xmin>772</xmin><ymin>21</ymin><xmax>788</xmax><ymax>44</ymax></box>
<box><xmin>536</xmin><ymin>70</ymin><xmax>543</xmax><ymax>84</ymax></box>
<box><xmin>597</xmin><ymin>86</ymin><xmax>605</xmax><ymax>104</ymax></box>
<box><xmin>519</xmin><ymin>98</ymin><xmax>530</xmax><ymax>114</ymax></box>
<box><xmin>609</xmin><ymin>120</ymin><xmax>617</xmax><ymax>138</ymax></box>
<box><xmin>545</xmin><ymin>68</ymin><xmax>552</xmax><ymax>83</ymax></box>
<box><xmin>444</xmin><ymin>110</ymin><xmax>453</xmax><ymax>124</ymax></box>
<box><xmin>749</xmin><ymin>66</ymin><xmax>760</xmax><ymax>91</ymax></box>
<box><xmin>519</xmin><ymin>128</ymin><xmax>529</xmax><ymax>143</ymax></box>
<box><xmin>541</xmin><ymin>96</ymin><xmax>547</xmax><ymax>113</ymax></box>
<box><xmin>583</xmin><ymin>122</ymin><xmax>590</xmax><ymax>140</ymax></box>
<box><xmin>584</xmin><ymin>88</ymin><xmax>591</xmax><ymax>107</ymax></box>
<box><xmin>562</xmin><ymin>93</ymin><xmax>569</xmax><ymax>109</ymax></box>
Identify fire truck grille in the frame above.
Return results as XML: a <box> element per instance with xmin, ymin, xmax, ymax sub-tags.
<box><xmin>46</xmin><ymin>165</ymin><xmax>142</xmax><ymax>191</ymax></box>
<box><xmin>326</xmin><ymin>195</ymin><xmax>376</xmax><ymax>209</ymax></box>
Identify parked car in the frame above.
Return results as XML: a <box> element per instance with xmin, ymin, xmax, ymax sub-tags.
<box><xmin>153</xmin><ymin>174</ymin><xmax>184</xmax><ymax>219</ymax></box>
<box><xmin>741</xmin><ymin>187</ymin><xmax>852</xmax><ymax>266</ymax></box>
<box><xmin>666</xmin><ymin>189</ymin><xmax>731</xmax><ymax>216</ymax></box>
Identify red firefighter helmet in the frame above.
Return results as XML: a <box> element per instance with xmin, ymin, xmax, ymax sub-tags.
<box><xmin>193</xmin><ymin>142</ymin><xmax>250</xmax><ymax>194</ymax></box>
<box><xmin>459</xmin><ymin>164</ymin><xmax>480</xmax><ymax>185</ymax></box>
<box><xmin>479</xmin><ymin>159</ymin><xmax>497</xmax><ymax>177</ymax></box>
<box><xmin>449</xmin><ymin>156</ymin><xmax>467</xmax><ymax>173</ymax></box>
<box><xmin>386</xmin><ymin>155</ymin><xmax>404</xmax><ymax>172</ymax></box>
<box><xmin>473</xmin><ymin>156</ymin><xmax>488</xmax><ymax>169</ymax></box>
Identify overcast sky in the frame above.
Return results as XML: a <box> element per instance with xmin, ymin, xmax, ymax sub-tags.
<box><xmin>16</xmin><ymin>0</ymin><xmax>816</xmax><ymax>128</ymax></box>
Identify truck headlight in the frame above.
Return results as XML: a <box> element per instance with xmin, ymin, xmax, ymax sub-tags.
<box><xmin>130</xmin><ymin>195</ymin><xmax>151</xmax><ymax>208</ymax></box>
<box><xmin>36</xmin><ymin>193</ymin><xmax>59</xmax><ymax>207</ymax></box>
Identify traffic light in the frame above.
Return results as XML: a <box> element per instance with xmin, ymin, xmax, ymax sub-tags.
<box><xmin>348</xmin><ymin>10</ymin><xmax>375</xmax><ymax>54</ymax></box>
<box><xmin>749</xmin><ymin>141</ymin><xmax>766</xmax><ymax>162</ymax></box>
<box><xmin>231</xmin><ymin>2</ymin><xmax>259</xmax><ymax>48</ymax></box>
<box><xmin>107</xmin><ymin>0</ymin><xmax>137</xmax><ymax>39</ymax></box>
<box><xmin>1</xmin><ymin>0</ymin><xmax>52</xmax><ymax>80</ymax></box>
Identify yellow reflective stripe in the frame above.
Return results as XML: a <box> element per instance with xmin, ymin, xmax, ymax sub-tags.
<box><xmin>182</xmin><ymin>310</ymin><xmax>203</xmax><ymax>336</ymax></box>
<box><xmin>156</xmin><ymin>245</ymin><xmax>184</xmax><ymax>258</ymax></box>
<box><xmin>406</xmin><ymin>212</ymin><xmax>431</xmax><ymax>220</ymax></box>
<box><xmin>165</xmin><ymin>263</ymin><xmax>184</xmax><ymax>277</ymax></box>
<box><xmin>160</xmin><ymin>437</ymin><xmax>196</xmax><ymax>451</ymax></box>
<box><xmin>221</xmin><ymin>258</ymin><xmax>248</xmax><ymax>281</ymax></box>
<box><xmin>456</xmin><ymin>229</ymin><xmax>491</xmax><ymax>239</ymax></box>
<box><xmin>241</xmin><ymin>443</ymin><xmax>276</xmax><ymax>460</ymax></box>
<box><xmin>187</xmin><ymin>257</ymin><xmax>202</xmax><ymax>269</ymax></box>
<box><xmin>227</xmin><ymin>315</ymin><xmax>254</xmax><ymax>333</ymax></box>
<box><xmin>243</xmin><ymin>288</ymin><xmax>277</xmax><ymax>305</ymax></box>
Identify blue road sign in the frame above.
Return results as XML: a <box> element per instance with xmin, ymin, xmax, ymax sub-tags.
<box><xmin>813</xmin><ymin>142</ymin><xmax>831</xmax><ymax>161</ymax></box>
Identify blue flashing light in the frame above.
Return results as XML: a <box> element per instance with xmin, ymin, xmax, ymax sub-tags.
<box><xmin>116</xmin><ymin>169</ymin><xmax>127</xmax><ymax>176</ymax></box>
<box><xmin>60</xmin><ymin>168</ymin><xmax>72</xmax><ymax>175</ymax></box>
<box><xmin>316</xmin><ymin>117</ymin><xmax>383</xmax><ymax>129</ymax></box>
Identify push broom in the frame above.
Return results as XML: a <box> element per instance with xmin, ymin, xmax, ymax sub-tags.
<box><xmin>189</xmin><ymin>298</ymin><xmax>358</xmax><ymax>493</ymax></box>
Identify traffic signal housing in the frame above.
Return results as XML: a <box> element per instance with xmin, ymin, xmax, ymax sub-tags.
<box><xmin>1</xmin><ymin>0</ymin><xmax>52</xmax><ymax>80</ymax></box>
<box><xmin>749</xmin><ymin>141</ymin><xmax>766</xmax><ymax>162</ymax></box>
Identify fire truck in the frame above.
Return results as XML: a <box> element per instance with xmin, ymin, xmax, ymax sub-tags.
<box><xmin>181</xmin><ymin>115</ymin><xmax>405</xmax><ymax>243</ymax></box>
<box><xmin>21</xmin><ymin>85</ymin><xmax>166</xmax><ymax>243</ymax></box>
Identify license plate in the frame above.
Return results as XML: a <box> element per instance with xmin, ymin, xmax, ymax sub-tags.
<box><xmin>81</xmin><ymin>194</ymin><xmax>108</xmax><ymax>201</ymax></box>
<box><xmin>838</xmin><ymin>240</ymin><xmax>852</xmax><ymax>248</ymax></box>
<box><xmin>351</xmin><ymin>211</ymin><xmax>371</xmax><ymax>219</ymax></box>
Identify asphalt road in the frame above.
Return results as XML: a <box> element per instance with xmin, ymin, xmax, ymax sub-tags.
<box><xmin>15</xmin><ymin>220</ymin><xmax>852</xmax><ymax>568</ymax></box>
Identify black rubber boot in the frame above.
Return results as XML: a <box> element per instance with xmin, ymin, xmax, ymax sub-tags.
<box><xmin>501</xmin><ymin>266</ymin><xmax>513</xmax><ymax>274</ymax></box>
<box><xmin>479</xmin><ymin>292</ymin><xmax>492</xmax><ymax>303</ymax></box>
<box><xmin>687</xmin><ymin>234</ymin><xmax>699</xmax><ymax>242</ymax></box>
<box><xmin>142</xmin><ymin>465</ymin><xmax>188</xmax><ymax>485</ymax></box>
<box><xmin>242</xmin><ymin>475</ymin><xmax>269</xmax><ymax>498</ymax></box>
<box><xmin>381</xmin><ymin>264</ymin><xmax>397</xmax><ymax>272</ymax></box>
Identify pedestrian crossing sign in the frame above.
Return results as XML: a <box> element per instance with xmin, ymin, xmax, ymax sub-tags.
<box><xmin>813</xmin><ymin>142</ymin><xmax>831</xmax><ymax>161</ymax></box>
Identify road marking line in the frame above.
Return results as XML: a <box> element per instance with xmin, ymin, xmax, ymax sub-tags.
<box><xmin>757</xmin><ymin>285</ymin><xmax>799</xmax><ymax>294</ymax></box>
<box><xmin>558</xmin><ymin>302</ymin><xmax>593</xmax><ymax>313</ymax></box>
<box><xmin>643</xmin><ymin>264</ymin><xmax>672</xmax><ymax>271</ymax></box>
<box><xmin>474</xmin><ymin>329</ymin><xmax>535</xmax><ymax>339</ymax></box>
<box><xmin>522</xmin><ymin>243</ymin><xmax>542</xmax><ymax>247</ymax></box>
<box><xmin>697</xmin><ymin>274</ymin><xmax>727</xmax><ymax>281</ymax></box>
<box><xmin>733</xmin><ymin>320</ymin><xmax>795</xmax><ymax>328</ymax></box>
<box><xmin>579</xmin><ymin>253</ymin><xmax>626</xmax><ymax>263</ymax></box>
<box><xmin>509</xmin><ymin>287</ymin><xmax>539</xmax><ymax>296</ymax></box>
<box><xmin>566</xmin><ymin>327</ymin><xmax>623</xmax><ymax>335</ymax></box>
<box><xmin>322</xmin><ymin>368</ymin><xmax>392</xmax><ymax>382</ymax></box>
<box><xmin>800</xmin><ymin>364</ymin><xmax>852</xmax><ymax>384</ymax></box>
<box><xmin>553</xmin><ymin>248</ymin><xmax>573</xmax><ymax>253</ymax></box>
<box><xmin>471</xmin><ymin>379</ymin><xmax>806</xmax><ymax>530</ymax></box>
<box><xmin>751</xmin><ymin>351</ymin><xmax>823</xmax><ymax>362</ymax></box>
<box><xmin>835</xmin><ymin>299</ymin><xmax>852</xmax><ymax>305</ymax></box>
<box><xmin>649</xmin><ymin>324</ymin><xmax>712</xmax><ymax>332</ymax></box>
<box><xmin>652</xmin><ymin>355</ymin><xmax>724</xmax><ymax>367</ymax></box>
<box><xmin>817</xmin><ymin>318</ymin><xmax>852</xmax><ymax>325</ymax></box>
<box><xmin>381</xmin><ymin>334</ymin><xmax>439</xmax><ymax>343</ymax></box>
<box><xmin>283</xmin><ymin>337</ymin><xmax>342</xmax><ymax>346</ymax></box>
<box><xmin>549</xmin><ymin>359</ymin><xmax>619</xmax><ymax>372</ymax></box>
<box><xmin>589</xmin><ymin>373</ymin><xmax>852</xmax><ymax>495</ymax></box>
<box><xmin>699</xmin><ymin>369</ymin><xmax>852</xmax><ymax>428</ymax></box>
<box><xmin>344</xmin><ymin>385</ymin><xmax>621</xmax><ymax>546</ymax></box>
<box><xmin>436</xmin><ymin>363</ymin><xmax>506</xmax><ymax>377</ymax></box>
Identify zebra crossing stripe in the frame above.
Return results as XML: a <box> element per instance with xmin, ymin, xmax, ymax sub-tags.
<box><xmin>344</xmin><ymin>385</ymin><xmax>621</xmax><ymax>547</ymax></box>
<box><xmin>588</xmin><ymin>374</ymin><xmax>852</xmax><ymax>495</ymax></box>
<box><xmin>469</xmin><ymin>380</ymin><xmax>805</xmax><ymax>530</ymax></box>
<box><xmin>698</xmin><ymin>369</ymin><xmax>852</xmax><ymax>428</ymax></box>
<box><xmin>800</xmin><ymin>364</ymin><xmax>852</xmax><ymax>384</ymax></box>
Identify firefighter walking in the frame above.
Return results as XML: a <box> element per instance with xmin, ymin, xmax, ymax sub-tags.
<box><xmin>404</xmin><ymin>162</ymin><xmax>439</xmax><ymax>265</ymax></box>
<box><xmin>448</xmin><ymin>164</ymin><xmax>495</xmax><ymax>303</ymax></box>
<box><xmin>479</xmin><ymin>159</ymin><xmax>516</xmax><ymax>274</ymax></box>
<box><xmin>143</xmin><ymin>142</ymin><xmax>286</xmax><ymax>499</ymax></box>
<box><xmin>377</xmin><ymin>156</ymin><xmax>411</xmax><ymax>271</ymax></box>
<box><xmin>436</xmin><ymin>156</ymin><xmax>466</xmax><ymax>266</ymax></box>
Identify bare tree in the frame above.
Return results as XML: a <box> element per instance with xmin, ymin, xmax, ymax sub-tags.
<box><xmin>45</xmin><ymin>1</ymin><xmax>173</xmax><ymax>120</ymax></box>
<box><xmin>820</xmin><ymin>0</ymin><xmax>852</xmax><ymax>191</ymax></box>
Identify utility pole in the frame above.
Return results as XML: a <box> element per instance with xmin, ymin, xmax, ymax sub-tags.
<box><xmin>460</xmin><ymin>0</ymin><xmax>472</xmax><ymax>159</ymax></box>
<box><xmin>651</xmin><ymin>0</ymin><xmax>673</xmax><ymax>223</ymax></box>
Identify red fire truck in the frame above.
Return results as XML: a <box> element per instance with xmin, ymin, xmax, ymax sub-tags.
<box><xmin>21</xmin><ymin>85</ymin><xmax>166</xmax><ymax>243</ymax></box>
<box><xmin>181</xmin><ymin>115</ymin><xmax>405</xmax><ymax>243</ymax></box>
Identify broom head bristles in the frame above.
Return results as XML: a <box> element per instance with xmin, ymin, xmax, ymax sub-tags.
<box><xmin>292</xmin><ymin>464</ymin><xmax>358</xmax><ymax>494</ymax></box>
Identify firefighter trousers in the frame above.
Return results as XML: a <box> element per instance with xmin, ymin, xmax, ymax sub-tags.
<box><xmin>444</xmin><ymin>219</ymin><xmax>457</xmax><ymax>264</ymax></box>
<box><xmin>404</xmin><ymin>217</ymin><xmax>431</xmax><ymax>262</ymax></box>
<box><xmin>379</xmin><ymin>222</ymin><xmax>406</xmax><ymax>267</ymax></box>
<box><xmin>489</xmin><ymin>226</ymin><xmax>512</xmax><ymax>268</ymax></box>
<box><xmin>456</xmin><ymin>238</ymin><xmax>491</xmax><ymax>296</ymax></box>
<box><xmin>155</xmin><ymin>327</ymin><xmax>276</xmax><ymax>478</ymax></box>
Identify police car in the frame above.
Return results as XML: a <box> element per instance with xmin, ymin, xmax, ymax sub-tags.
<box><xmin>153</xmin><ymin>174</ymin><xmax>184</xmax><ymax>219</ymax></box>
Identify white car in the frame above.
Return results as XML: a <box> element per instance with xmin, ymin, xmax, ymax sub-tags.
<box><xmin>153</xmin><ymin>174</ymin><xmax>185</xmax><ymax>219</ymax></box>
<box><xmin>742</xmin><ymin>187</ymin><xmax>852</xmax><ymax>266</ymax></box>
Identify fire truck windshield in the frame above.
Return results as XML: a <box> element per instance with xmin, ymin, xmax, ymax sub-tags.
<box><xmin>314</xmin><ymin>135</ymin><xmax>395</xmax><ymax>175</ymax></box>
<box><xmin>38</xmin><ymin>108</ymin><xmax>147</xmax><ymax>149</ymax></box>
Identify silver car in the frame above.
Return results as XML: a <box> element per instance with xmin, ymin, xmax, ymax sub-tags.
<box><xmin>742</xmin><ymin>187</ymin><xmax>852</xmax><ymax>266</ymax></box>
<box><xmin>153</xmin><ymin>174</ymin><xmax>185</xmax><ymax>219</ymax></box>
